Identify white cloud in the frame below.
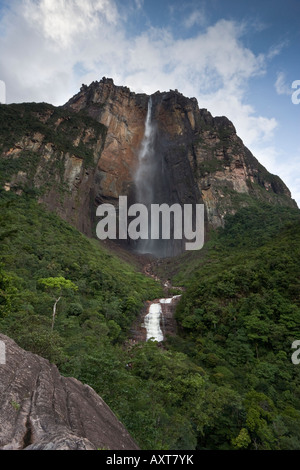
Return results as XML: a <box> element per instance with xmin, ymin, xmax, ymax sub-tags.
<box><xmin>267</xmin><ymin>40</ymin><xmax>289</xmax><ymax>60</ymax></box>
<box><xmin>0</xmin><ymin>0</ymin><xmax>124</xmax><ymax>103</ymax></box>
<box><xmin>0</xmin><ymin>3</ymin><xmax>268</xmax><ymax>109</ymax></box>
<box><xmin>23</xmin><ymin>0</ymin><xmax>118</xmax><ymax>49</ymax></box>
<box><xmin>183</xmin><ymin>9</ymin><xmax>206</xmax><ymax>29</ymax></box>
<box><xmin>275</xmin><ymin>71</ymin><xmax>293</xmax><ymax>96</ymax></box>
<box><xmin>1</xmin><ymin>2</ymin><xmax>267</xmax><ymax>99</ymax></box>
<box><xmin>134</xmin><ymin>0</ymin><xmax>144</xmax><ymax>10</ymax></box>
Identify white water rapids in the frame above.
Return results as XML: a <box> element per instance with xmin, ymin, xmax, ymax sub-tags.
<box><xmin>144</xmin><ymin>295</ymin><xmax>181</xmax><ymax>342</ymax></box>
<box><xmin>144</xmin><ymin>302</ymin><xmax>164</xmax><ymax>342</ymax></box>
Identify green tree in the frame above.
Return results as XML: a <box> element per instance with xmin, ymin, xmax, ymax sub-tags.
<box><xmin>232</xmin><ymin>428</ymin><xmax>251</xmax><ymax>449</ymax></box>
<box><xmin>38</xmin><ymin>276</ymin><xmax>78</xmax><ymax>330</ymax></box>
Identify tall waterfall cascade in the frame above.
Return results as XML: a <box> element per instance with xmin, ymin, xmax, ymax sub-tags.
<box><xmin>132</xmin><ymin>95</ymin><xmax>196</xmax><ymax>258</ymax></box>
<box><xmin>133</xmin><ymin>96</ymin><xmax>177</xmax><ymax>257</ymax></box>
<box><xmin>134</xmin><ymin>96</ymin><xmax>159</xmax><ymax>256</ymax></box>
<box><xmin>135</xmin><ymin>97</ymin><xmax>155</xmax><ymax>206</ymax></box>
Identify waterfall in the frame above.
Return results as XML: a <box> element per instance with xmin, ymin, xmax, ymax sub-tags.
<box><xmin>144</xmin><ymin>303</ymin><xmax>164</xmax><ymax>342</ymax></box>
<box><xmin>133</xmin><ymin>95</ymin><xmax>187</xmax><ymax>258</ymax></box>
<box><xmin>135</xmin><ymin>97</ymin><xmax>155</xmax><ymax>209</ymax></box>
<box><xmin>134</xmin><ymin>96</ymin><xmax>159</xmax><ymax>256</ymax></box>
<box><xmin>134</xmin><ymin>96</ymin><xmax>173</xmax><ymax>257</ymax></box>
<box><xmin>144</xmin><ymin>295</ymin><xmax>182</xmax><ymax>343</ymax></box>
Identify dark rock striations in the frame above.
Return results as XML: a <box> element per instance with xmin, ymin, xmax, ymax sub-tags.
<box><xmin>0</xmin><ymin>334</ymin><xmax>139</xmax><ymax>450</ymax></box>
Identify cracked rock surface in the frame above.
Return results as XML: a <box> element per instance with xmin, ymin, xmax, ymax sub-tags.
<box><xmin>0</xmin><ymin>334</ymin><xmax>139</xmax><ymax>450</ymax></box>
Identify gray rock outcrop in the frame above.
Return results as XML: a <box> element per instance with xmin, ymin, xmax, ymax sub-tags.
<box><xmin>0</xmin><ymin>334</ymin><xmax>139</xmax><ymax>450</ymax></box>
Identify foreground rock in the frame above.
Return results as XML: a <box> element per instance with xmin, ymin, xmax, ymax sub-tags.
<box><xmin>0</xmin><ymin>334</ymin><xmax>139</xmax><ymax>450</ymax></box>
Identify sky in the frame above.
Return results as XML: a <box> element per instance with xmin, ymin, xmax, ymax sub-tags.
<box><xmin>0</xmin><ymin>0</ymin><xmax>299</xmax><ymax>205</ymax></box>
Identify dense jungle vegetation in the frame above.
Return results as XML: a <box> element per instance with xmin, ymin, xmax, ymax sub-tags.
<box><xmin>1</xmin><ymin>191</ymin><xmax>300</xmax><ymax>450</ymax></box>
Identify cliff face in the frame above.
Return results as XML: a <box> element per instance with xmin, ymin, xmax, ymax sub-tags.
<box><xmin>64</xmin><ymin>78</ymin><xmax>297</xmax><ymax>230</ymax></box>
<box><xmin>0</xmin><ymin>78</ymin><xmax>297</xmax><ymax>255</ymax></box>
<box><xmin>149</xmin><ymin>91</ymin><xmax>296</xmax><ymax>227</ymax></box>
<box><xmin>0</xmin><ymin>334</ymin><xmax>139</xmax><ymax>450</ymax></box>
<box><xmin>65</xmin><ymin>78</ymin><xmax>149</xmax><ymax>205</ymax></box>
<box><xmin>0</xmin><ymin>103</ymin><xmax>107</xmax><ymax>236</ymax></box>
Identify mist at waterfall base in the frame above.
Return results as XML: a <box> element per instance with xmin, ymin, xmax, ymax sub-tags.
<box><xmin>132</xmin><ymin>97</ymin><xmax>187</xmax><ymax>258</ymax></box>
